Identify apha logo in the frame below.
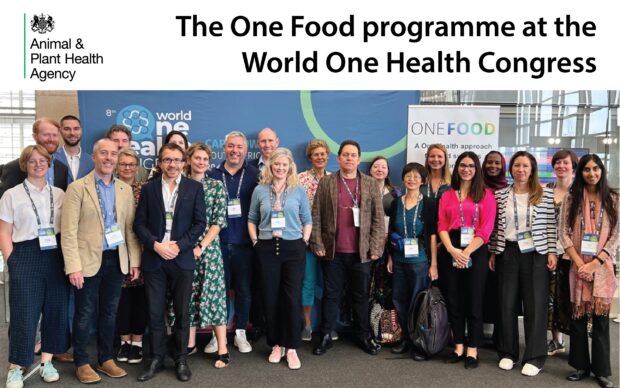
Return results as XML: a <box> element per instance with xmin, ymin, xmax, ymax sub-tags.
<box><xmin>31</xmin><ymin>14</ymin><xmax>55</xmax><ymax>34</ymax></box>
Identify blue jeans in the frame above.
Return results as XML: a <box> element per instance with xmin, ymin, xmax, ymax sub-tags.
<box><xmin>73</xmin><ymin>251</ymin><xmax>123</xmax><ymax>367</ymax></box>
<box><xmin>221</xmin><ymin>243</ymin><xmax>253</xmax><ymax>330</ymax></box>
<box><xmin>392</xmin><ymin>260</ymin><xmax>430</xmax><ymax>341</ymax></box>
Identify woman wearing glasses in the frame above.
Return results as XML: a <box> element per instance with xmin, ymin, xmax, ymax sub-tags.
<box><xmin>1</xmin><ymin>145</ymin><xmax>69</xmax><ymax>388</ymax></box>
<box><xmin>115</xmin><ymin>149</ymin><xmax>147</xmax><ymax>365</ymax></box>
<box><xmin>437</xmin><ymin>151</ymin><xmax>496</xmax><ymax>369</ymax></box>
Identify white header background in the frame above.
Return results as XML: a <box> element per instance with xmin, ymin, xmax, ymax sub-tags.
<box><xmin>0</xmin><ymin>0</ymin><xmax>617</xmax><ymax>90</ymax></box>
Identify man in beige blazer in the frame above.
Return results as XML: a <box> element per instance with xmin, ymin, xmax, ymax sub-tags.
<box><xmin>61</xmin><ymin>138</ymin><xmax>141</xmax><ymax>384</ymax></box>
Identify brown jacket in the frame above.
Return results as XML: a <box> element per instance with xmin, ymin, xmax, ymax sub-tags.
<box><xmin>310</xmin><ymin>171</ymin><xmax>385</xmax><ymax>262</ymax></box>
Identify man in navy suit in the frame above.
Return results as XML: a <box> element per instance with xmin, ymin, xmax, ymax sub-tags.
<box><xmin>0</xmin><ymin>118</ymin><xmax>68</xmax><ymax>199</ymax></box>
<box><xmin>53</xmin><ymin>115</ymin><xmax>94</xmax><ymax>183</ymax></box>
<box><xmin>133</xmin><ymin>143</ymin><xmax>206</xmax><ymax>382</ymax></box>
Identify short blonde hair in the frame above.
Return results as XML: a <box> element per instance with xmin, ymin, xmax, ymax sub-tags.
<box><xmin>118</xmin><ymin>148</ymin><xmax>139</xmax><ymax>163</ymax></box>
<box><xmin>305</xmin><ymin>139</ymin><xmax>330</xmax><ymax>159</ymax></box>
<box><xmin>19</xmin><ymin>144</ymin><xmax>51</xmax><ymax>172</ymax></box>
<box><xmin>259</xmin><ymin>147</ymin><xmax>299</xmax><ymax>188</ymax></box>
<box><xmin>32</xmin><ymin>118</ymin><xmax>60</xmax><ymax>135</ymax></box>
<box><xmin>184</xmin><ymin>143</ymin><xmax>213</xmax><ymax>175</ymax></box>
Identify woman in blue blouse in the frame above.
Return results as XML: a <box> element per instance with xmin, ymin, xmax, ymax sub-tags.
<box><xmin>248</xmin><ymin>148</ymin><xmax>312</xmax><ymax>370</ymax></box>
<box><xmin>387</xmin><ymin>163</ymin><xmax>438</xmax><ymax>359</ymax></box>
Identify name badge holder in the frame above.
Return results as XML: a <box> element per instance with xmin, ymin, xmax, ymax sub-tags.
<box><xmin>513</xmin><ymin>189</ymin><xmax>534</xmax><ymax>253</ymax></box>
<box><xmin>105</xmin><ymin>224</ymin><xmax>125</xmax><ymax>248</ymax></box>
<box><xmin>402</xmin><ymin>194</ymin><xmax>422</xmax><ymax>259</ymax></box>
<box><xmin>223</xmin><ymin>168</ymin><xmax>245</xmax><ymax>219</ymax></box>
<box><xmin>340</xmin><ymin>173</ymin><xmax>360</xmax><ymax>228</ymax></box>
<box><xmin>580</xmin><ymin>207</ymin><xmax>604</xmax><ymax>257</ymax></box>
<box><xmin>458</xmin><ymin>190</ymin><xmax>478</xmax><ymax>248</ymax></box>
<box><xmin>270</xmin><ymin>184</ymin><xmax>288</xmax><ymax>238</ymax></box>
<box><xmin>23</xmin><ymin>182</ymin><xmax>57</xmax><ymax>250</ymax></box>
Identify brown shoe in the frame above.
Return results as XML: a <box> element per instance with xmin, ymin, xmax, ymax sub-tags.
<box><xmin>96</xmin><ymin>359</ymin><xmax>127</xmax><ymax>378</ymax></box>
<box><xmin>53</xmin><ymin>352</ymin><xmax>74</xmax><ymax>363</ymax></box>
<box><xmin>75</xmin><ymin>364</ymin><xmax>102</xmax><ymax>384</ymax></box>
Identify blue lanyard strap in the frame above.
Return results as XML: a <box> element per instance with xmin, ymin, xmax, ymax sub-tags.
<box><xmin>269</xmin><ymin>183</ymin><xmax>288</xmax><ymax>209</ymax></box>
<box><xmin>222</xmin><ymin>168</ymin><xmax>245</xmax><ymax>200</ymax></box>
<box><xmin>22</xmin><ymin>181</ymin><xmax>54</xmax><ymax>227</ymax></box>
<box><xmin>402</xmin><ymin>194</ymin><xmax>422</xmax><ymax>239</ymax></box>
<box><xmin>95</xmin><ymin>179</ymin><xmax>117</xmax><ymax>225</ymax></box>
<box><xmin>339</xmin><ymin>172</ymin><xmax>359</xmax><ymax>207</ymax></box>
<box><xmin>580</xmin><ymin>204</ymin><xmax>604</xmax><ymax>236</ymax></box>
<box><xmin>512</xmin><ymin>187</ymin><xmax>531</xmax><ymax>231</ymax></box>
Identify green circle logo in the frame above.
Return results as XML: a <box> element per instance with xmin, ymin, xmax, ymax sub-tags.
<box><xmin>299</xmin><ymin>91</ymin><xmax>407</xmax><ymax>162</ymax></box>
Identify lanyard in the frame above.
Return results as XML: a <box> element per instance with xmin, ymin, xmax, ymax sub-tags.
<box><xmin>95</xmin><ymin>179</ymin><xmax>117</xmax><ymax>225</ymax></box>
<box><xmin>427</xmin><ymin>180</ymin><xmax>443</xmax><ymax>199</ymax></box>
<box><xmin>222</xmin><ymin>168</ymin><xmax>245</xmax><ymax>200</ymax></box>
<box><xmin>339</xmin><ymin>172</ymin><xmax>359</xmax><ymax>207</ymax></box>
<box><xmin>402</xmin><ymin>194</ymin><xmax>422</xmax><ymax>239</ymax></box>
<box><xmin>580</xmin><ymin>204</ymin><xmax>604</xmax><ymax>236</ymax></box>
<box><xmin>457</xmin><ymin>189</ymin><xmax>478</xmax><ymax>228</ymax></box>
<box><xmin>512</xmin><ymin>188</ymin><xmax>531</xmax><ymax>232</ymax></box>
<box><xmin>22</xmin><ymin>181</ymin><xmax>54</xmax><ymax>227</ymax></box>
<box><xmin>269</xmin><ymin>183</ymin><xmax>288</xmax><ymax>209</ymax></box>
<box><xmin>166</xmin><ymin>187</ymin><xmax>179</xmax><ymax>213</ymax></box>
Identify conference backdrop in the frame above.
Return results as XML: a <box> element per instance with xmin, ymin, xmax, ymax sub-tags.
<box><xmin>78</xmin><ymin>91</ymin><xmax>420</xmax><ymax>182</ymax></box>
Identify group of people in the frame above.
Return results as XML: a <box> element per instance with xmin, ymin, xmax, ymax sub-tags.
<box><xmin>0</xmin><ymin>118</ymin><xmax>617</xmax><ymax>388</ymax></box>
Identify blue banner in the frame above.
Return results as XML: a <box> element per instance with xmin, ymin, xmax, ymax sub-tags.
<box><xmin>78</xmin><ymin>91</ymin><xmax>419</xmax><ymax>182</ymax></box>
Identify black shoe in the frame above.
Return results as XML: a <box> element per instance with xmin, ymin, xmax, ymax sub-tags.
<box><xmin>445</xmin><ymin>352</ymin><xmax>465</xmax><ymax>364</ymax></box>
<box><xmin>566</xmin><ymin>370</ymin><xmax>590</xmax><ymax>382</ymax></box>
<box><xmin>128</xmin><ymin>345</ymin><xmax>143</xmax><ymax>364</ymax></box>
<box><xmin>249</xmin><ymin>327</ymin><xmax>265</xmax><ymax>342</ymax></box>
<box><xmin>175</xmin><ymin>360</ymin><xmax>192</xmax><ymax>382</ymax></box>
<box><xmin>464</xmin><ymin>356</ymin><xmax>479</xmax><ymax>369</ymax></box>
<box><xmin>187</xmin><ymin>346</ymin><xmax>197</xmax><ymax>356</ymax></box>
<box><xmin>391</xmin><ymin>341</ymin><xmax>411</xmax><ymax>354</ymax></box>
<box><xmin>595</xmin><ymin>376</ymin><xmax>614</xmax><ymax>388</ymax></box>
<box><xmin>313</xmin><ymin>333</ymin><xmax>333</xmax><ymax>356</ymax></box>
<box><xmin>137</xmin><ymin>359</ymin><xmax>164</xmax><ymax>382</ymax></box>
<box><xmin>359</xmin><ymin>337</ymin><xmax>380</xmax><ymax>356</ymax></box>
<box><xmin>412</xmin><ymin>349</ymin><xmax>428</xmax><ymax>361</ymax></box>
<box><xmin>117</xmin><ymin>343</ymin><xmax>131</xmax><ymax>363</ymax></box>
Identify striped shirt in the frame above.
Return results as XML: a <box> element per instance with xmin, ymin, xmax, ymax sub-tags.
<box><xmin>489</xmin><ymin>186</ymin><xmax>557</xmax><ymax>255</ymax></box>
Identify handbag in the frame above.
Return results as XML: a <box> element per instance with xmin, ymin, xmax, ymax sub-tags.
<box><xmin>369</xmin><ymin>258</ymin><xmax>401</xmax><ymax>344</ymax></box>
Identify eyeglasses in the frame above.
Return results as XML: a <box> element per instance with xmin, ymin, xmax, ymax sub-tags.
<box><xmin>27</xmin><ymin>159</ymin><xmax>48</xmax><ymax>166</ymax></box>
<box><xmin>118</xmin><ymin>163</ymin><xmax>138</xmax><ymax>169</ymax></box>
<box><xmin>161</xmin><ymin>158</ymin><xmax>184</xmax><ymax>165</ymax></box>
<box><xmin>458</xmin><ymin>163</ymin><xmax>476</xmax><ymax>170</ymax></box>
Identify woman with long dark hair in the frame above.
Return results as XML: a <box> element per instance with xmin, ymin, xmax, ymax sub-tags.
<box><xmin>437</xmin><ymin>151</ymin><xmax>496</xmax><ymax>369</ymax></box>
<box><xmin>489</xmin><ymin>151</ymin><xmax>557</xmax><ymax>377</ymax></box>
<box><xmin>560</xmin><ymin>154</ymin><xmax>618</xmax><ymax>388</ymax></box>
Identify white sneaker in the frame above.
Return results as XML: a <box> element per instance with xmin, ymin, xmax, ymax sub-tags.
<box><xmin>6</xmin><ymin>367</ymin><xmax>24</xmax><ymax>388</ymax></box>
<box><xmin>204</xmin><ymin>336</ymin><xmax>218</xmax><ymax>354</ymax></box>
<box><xmin>39</xmin><ymin>361</ymin><xmax>60</xmax><ymax>382</ymax></box>
<box><xmin>234</xmin><ymin>329</ymin><xmax>252</xmax><ymax>353</ymax></box>
<box><xmin>268</xmin><ymin>345</ymin><xmax>285</xmax><ymax>363</ymax></box>
<box><xmin>499</xmin><ymin>358</ymin><xmax>514</xmax><ymax>370</ymax></box>
<box><xmin>521</xmin><ymin>363</ymin><xmax>541</xmax><ymax>376</ymax></box>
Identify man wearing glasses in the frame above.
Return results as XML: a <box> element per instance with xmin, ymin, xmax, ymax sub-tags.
<box><xmin>311</xmin><ymin>139</ymin><xmax>385</xmax><ymax>356</ymax></box>
<box><xmin>133</xmin><ymin>143</ymin><xmax>206</xmax><ymax>382</ymax></box>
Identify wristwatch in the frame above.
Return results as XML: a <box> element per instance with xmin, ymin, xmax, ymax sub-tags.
<box><xmin>594</xmin><ymin>255</ymin><xmax>605</xmax><ymax>265</ymax></box>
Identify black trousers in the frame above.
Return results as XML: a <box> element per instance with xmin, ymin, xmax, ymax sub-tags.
<box><xmin>496</xmin><ymin>242</ymin><xmax>548</xmax><ymax>368</ymax></box>
<box><xmin>438</xmin><ymin>230</ymin><xmax>488</xmax><ymax>348</ymax></box>
<box><xmin>143</xmin><ymin>261</ymin><xmax>193</xmax><ymax>362</ymax></box>
<box><xmin>569</xmin><ymin>315</ymin><xmax>611</xmax><ymax>377</ymax></box>
<box><xmin>320</xmin><ymin>252</ymin><xmax>372</xmax><ymax>340</ymax></box>
<box><xmin>255</xmin><ymin>238</ymin><xmax>306</xmax><ymax>349</ymax></box>
<box><xmin>116</xmin><ymin>285</ymin><xmax>147</xmax><ymax>336</ymax></box>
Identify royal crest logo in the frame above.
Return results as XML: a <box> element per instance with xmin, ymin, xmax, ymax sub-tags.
<box><xmin>31</xmin><ymin>14</ymin><xmax>55</xmax><ymax>34</ymax></box>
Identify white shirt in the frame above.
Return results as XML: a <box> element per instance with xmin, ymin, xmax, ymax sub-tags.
<box><xmin>161</xmin><ymin>175</ymin><xmax>182</xmax><ymax>242</ymax></box>
<box><xmin>505</xmin><ymin>191</ymin><xmax>532</xmax><ymax>241</ymax></box>
<box><xmin>63</xmin><ymin>145</ymin><xmax>81</xmax><ymax>180</ymax></box>
<box><xmin>0</xmin><ymin>179</ymin><xmax>64</xmax><ymax>242</ymax></box>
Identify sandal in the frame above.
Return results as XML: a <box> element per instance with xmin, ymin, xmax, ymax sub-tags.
<box><xmin>214</xmin><ymin>352</ymin><xmax>230</xmax><ymax>369</ymax></box>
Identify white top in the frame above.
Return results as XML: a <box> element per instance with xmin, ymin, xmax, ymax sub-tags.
<box><xmin>161</xmin><ymin>175</ymin><xmax>182</xmax><ymax>242</ymax></box>
<box><xmin>505</xmin><ymin>191</ymin><xmax>532</xmax><ymax>241</ymax></box>
<box><xmin>0</xmin><ymin>179</ymin><xmax>64</xmax><ymax>242</ymax></box>
<box><xmin>63</xmin><ymin>145</ymin><xmax>81</xmax><ymax>180</ymax></box>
